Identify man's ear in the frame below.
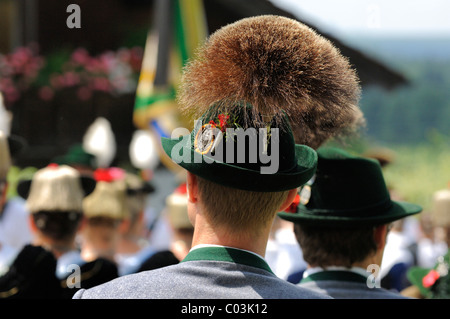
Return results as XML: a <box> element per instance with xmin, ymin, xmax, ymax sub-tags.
<box><xmin>374</xmin><ymin>224</ymin><xmax>389</xmax><ymax>251</ymax></box>
<box><xmin>278</xmin><ymin>188</ymin><xmax>298</xmax><ymax>212</ymax></box>
<box><xmin>186</xmin><ymin>171</ymin><xmax>198</xmax><ymax>204</ymax></box>
<box><xmin>28</xmin><ymin>214</ymin><xmax>38</xmax><ymax>233</ymax></box>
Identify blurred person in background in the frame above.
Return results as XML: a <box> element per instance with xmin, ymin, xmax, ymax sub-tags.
<box><xmin>278</xmin><ymin>147</ymin><xmax>423</xmax><ymax>299</ymax></box>
<box><xmin>114</xmin><ymin>172</ymin><xmax>159</xmax><ymax>276</ymax></box>
<box><xmin>80</xmin><ymin>168</ymin><xmax>127</xmax><ymax>265</ymax></box>
<box><xmin>138</xmin><ymin>183</ymin><xmax>193</xmax><ymax>270</ymax></box>
<box><xmin>0</xmin><ymin>130</ymin><xmax>31</xmax><ymax>277</ymax></box>
<box><xmin>416</xmin><ymin>187</ymin><xmax>450</xmax><ymax>268</ymax></box>
<box><xmin>5</xmin><ymin>164</ymin><xmax>117</xmax><ymax>298</ymax></box>
<box><xmin>379</xmin><ymin>218</ymin><xmax>416</xmax><ymax>292</ymax></box>
<box><xmin>2</xmin><ymin>164</ymin><xmax>92</xmax><ymax>298</ymax></box>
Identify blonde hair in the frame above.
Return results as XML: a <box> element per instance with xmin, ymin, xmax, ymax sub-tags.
<box><xmin>196</xmin><ymin>177</ymin><xmax>289</xmax><ymax>234</ymax></box>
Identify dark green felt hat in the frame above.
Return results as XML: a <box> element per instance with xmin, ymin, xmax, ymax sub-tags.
<box><xmin>52</xmin><ymin>144</ymin><xmax>97</xmax><ymax>169</ymax></box>
<box><xmin>278</xmin><ymin>147</ymin><xmax>422</xmax><ymax>226</ymax></box>
<box><xmin>161</xmin><ymin>104</ymin><xmax>317</xmax><ymax>192</ymax></box>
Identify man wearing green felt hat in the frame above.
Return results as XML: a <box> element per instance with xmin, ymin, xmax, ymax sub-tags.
<box><xmin>278</xmin><ymin>147</ymin><xmax>423</xmax><ymax>299</ymax></box>
<box><xmin>74</xmin><ymin>15</ymin><xmax>363</xmax><ymax>299</ymax></box>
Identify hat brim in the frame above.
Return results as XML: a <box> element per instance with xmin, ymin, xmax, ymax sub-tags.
<box><xmin>161</xmin><ymin>136</ymin><xmax>317</xmax><ymax>192</ymax></box>
<box><xmin>278</xmin><ymin>200</ymin><xmax>422</xmax><ymax>227</ymax></box>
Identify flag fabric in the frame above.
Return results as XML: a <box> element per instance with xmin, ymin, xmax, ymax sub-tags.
<box><xmin>133</xmin><ymin>0</ymin><xmax>208</xmax><ymax>171</ymax></box>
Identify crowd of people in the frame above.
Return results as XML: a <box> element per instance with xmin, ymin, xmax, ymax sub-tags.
<box><xmin>0</xmin><ymin>134</ymin><xmax>194</xmax><ymax>298</ymax></box>
<box><xmin>0</xmin><ymin>15</ymin><xmax>449</xmax><ymax>300</ymax></box>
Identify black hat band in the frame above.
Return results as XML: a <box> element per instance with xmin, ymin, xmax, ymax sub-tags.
<box><xmin>303</xmin><ymin>198</ymin><xmax>394</xmax><ymax>218</ymax></box>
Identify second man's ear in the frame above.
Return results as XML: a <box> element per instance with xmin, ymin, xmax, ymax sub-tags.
<box><xmin>186</xmin><ymin>171</ymin><xmax>198</xmax><ymax>204</ymax></box>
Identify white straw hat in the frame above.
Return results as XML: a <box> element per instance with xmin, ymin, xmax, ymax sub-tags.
<box><xmin>83</xmin><ymin>180</ymin><xmax>128</xmax><ymax>219</ymax></box>
<box><xmin>25</xmin><ymin>164</ymin><xmax>88</xmax><ymax>213</ymax></box>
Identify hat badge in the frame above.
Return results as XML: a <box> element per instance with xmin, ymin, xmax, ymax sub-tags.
<box><xmin>194</xmin><ymin>113</ymin><xmax>231</xmax><ymax>155</ymax></box>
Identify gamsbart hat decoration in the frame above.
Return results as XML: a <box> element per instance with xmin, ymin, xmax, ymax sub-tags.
<box><xmin>278</xmin><ymin>147</ymin><xmax>422</xmax><ymax>226</ymax></box>
<box><xmin>178</xmin><ymin>15</ymin><xmax>364</xmax><ymax>150</ymax></box>
<box><xmin>163</xmin><ymin>15</ymin><xmax>370</xmax><ymax>192</ymax></box>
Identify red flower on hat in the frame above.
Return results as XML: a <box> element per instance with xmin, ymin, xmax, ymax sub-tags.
<box><xmin>208</xmin><ymin>114</ymin><xmax>230</xmax><ymax>132</ymax></box>
<box><xmin>217</xmin><ymin>114</ymin><xmax>230</xmax><ymax>131</ymax></box>
<box><xmin>422</xmin><ymin>269</ymin><xmax>440</xmax><ymax>288</ymax></box>
<box><xmin>284</xmin><ymin>194</ymin><xmax>300</xmax><ymax>213</ymax></box>
<box><xmin>94</xmin><ymin>168</ymin><xmax>113</xmax><ymax>182</ymax></box>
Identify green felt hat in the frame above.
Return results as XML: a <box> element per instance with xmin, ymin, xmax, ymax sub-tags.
<box><xmin>407</xmin><ymin>251</ymin><xmax>450</xmax><ymax>298</ymax></box>
<box><xmin>278</xmin><ymin>147</ymin><xmax>422</xmax><ymax>226</ymax></box>
<box><xmin>161</xmin><ymin>104</ymin><xmax>317</xmax><ymax>192</ymax></box>
<box><xmin>52</xmin><ymin>144</ymin><xmax>97</xmax><ymax>169</ymax></box>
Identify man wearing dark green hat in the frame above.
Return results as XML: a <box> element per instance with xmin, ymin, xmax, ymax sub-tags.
<box><xmin>74</xmin><ymin>15</ymin><xmax>362</xmax><ymax>299</ymax></box>
<box><xmin>278</xmin><ymin>147</ymin><xmax>423</xmax><ymax>299</ymax></box>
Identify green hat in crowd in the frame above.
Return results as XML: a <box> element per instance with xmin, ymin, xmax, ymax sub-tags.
<box><xmin>407</xmin><ymin>251</ymin><xmax>450</xmax><ymax>299</ymax></box>
<box><xmin>161</xmin><ymin>104</ymin><xmax>317</xmax><ymax>192</ymax></box>
<box><xmin>278</xmin><ymin>147</ymin><xmax>422</xmax><ymax>226</ymax></box>
<box><xmin>52</xmin><ymin>144</ymin><xmax>97</xmax><ymax>169</ymax></box>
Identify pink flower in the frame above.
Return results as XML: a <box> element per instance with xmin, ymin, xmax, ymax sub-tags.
<box><xmin>71</xmin><ymin>48</ymin><xmax>90</xmax><ymax>65</ymax></box>
<box><xmin>108</xmin><ymin>167</ymin><xmax>125</xmax><ymax>180</ymax></box>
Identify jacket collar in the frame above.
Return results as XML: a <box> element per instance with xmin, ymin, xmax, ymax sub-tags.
<box><xmin>301</xmin><ymin>269</ymin><xmax>368</xmax><ymax>284</ymax></box>
<box><xmin>182</xmin><ymin>245</ymin><xmax>274</xmax><ymax>274</ymax></box>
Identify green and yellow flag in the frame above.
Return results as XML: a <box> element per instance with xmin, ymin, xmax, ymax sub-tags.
<box><xmin>133</xmin><ymin>0</ymin><xmax>208</xmax><ymax>172</ymax></box>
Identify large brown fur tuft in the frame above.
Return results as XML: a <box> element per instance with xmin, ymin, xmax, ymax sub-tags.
<box><xmin>178</xmin><ymin>15</ymin><xmax>363</xmax><ymax>149</ymax></box>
